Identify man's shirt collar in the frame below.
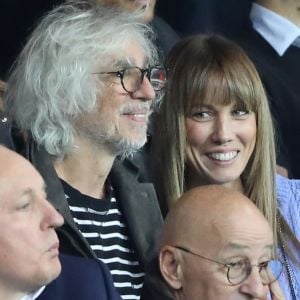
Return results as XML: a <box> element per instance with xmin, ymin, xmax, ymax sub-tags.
<box><xmin>250</xmin><ymin>3</ymin><xmax>300</xmax><ymax>56</ymax></box>
<box><xmin>20</xmin><ymin>286</ymin><xmax>45</xmax><ymax>300</ymax></box>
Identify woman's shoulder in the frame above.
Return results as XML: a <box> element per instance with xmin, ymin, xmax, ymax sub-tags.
<box><xmin>276</xmin><ymin>174</ymin><xmax>300</xmax><ymax>238</ymax></box>
<box><xmin>276</xmin><ymin>174</ymin><xmax>300</xmax><ymax>201</ymax></box>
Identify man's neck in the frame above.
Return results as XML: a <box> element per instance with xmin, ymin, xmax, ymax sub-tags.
<box><xmin>256</xmin><ymin>0</ymin><xmax>300</xmax><ymax>27</ymax></box>
<box><xmin>54</xmin><ymin>137</ymin><xmax>115</xmax><ymax>198</ymax></box>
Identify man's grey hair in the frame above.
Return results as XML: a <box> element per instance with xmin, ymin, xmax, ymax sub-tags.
<box><xmin>5</xmin><ymin>2</ymin><xmax>159</xmax><ymax>156</ymax></box>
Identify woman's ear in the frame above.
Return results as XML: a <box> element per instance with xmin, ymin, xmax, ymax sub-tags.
<box><xmin>159</xmin><ymin>245</ymin><xmax>183</xmax><ymax>290</ymax></box>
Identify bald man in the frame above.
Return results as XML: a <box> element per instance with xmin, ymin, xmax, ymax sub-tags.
<box><xmin>0</xmin><ymin>145</ymin><xmax>64</xmax><ymax>300</ymax></box>
<box><xmin>159</xmin><ymin>185</ymin><xmax>284</xmax><ymax>300</ymax></box>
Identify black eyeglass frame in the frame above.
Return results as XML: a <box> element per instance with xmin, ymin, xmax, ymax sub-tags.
<box><xmin>173</xmin><ymin>245</ymin><xmax>283</xmax><ymax>286</ymax></box>
<box><xmin>92</xmin><ymin>66</ymin><xmax>166</xmax><ymax>93</ymax></box>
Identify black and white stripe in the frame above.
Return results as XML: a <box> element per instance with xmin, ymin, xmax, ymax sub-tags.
<box><xmin>62</xmin><ymin>180</ymin><xmax>144</xmax><ymax>300</ymax></box>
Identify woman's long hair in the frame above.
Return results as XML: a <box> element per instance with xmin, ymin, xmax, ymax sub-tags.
<box><xmin>154</xmin><ymin>34</ymin><xmax>277</xmax><ymax>240</ymax></box>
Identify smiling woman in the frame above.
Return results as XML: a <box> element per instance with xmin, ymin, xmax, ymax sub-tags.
<box><xmin>153</xmin><ymin>34</ymin><xmax>275</xmax><ymax>222</ymax></box>
<box><xmin>153</xmin><ymin>34</ymin><xmax>300</xmax><ymax>299</ymax></box>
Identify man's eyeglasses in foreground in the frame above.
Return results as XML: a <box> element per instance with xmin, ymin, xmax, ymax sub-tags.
<box><xmin>173</xmin><ymin>245</ymin><xmax>283</xmax><ymax>286</ymax></box>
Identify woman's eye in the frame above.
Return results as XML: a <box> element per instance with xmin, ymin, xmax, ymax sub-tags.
<box><xmin>192</xmin><ymin>111</ymin><xmax>212</xmax><ymax>120</ymax></box>
<box><xmin>232</xmin><ymin>109</ymin><xmax>249</xmax><ymax>117</ymax></box>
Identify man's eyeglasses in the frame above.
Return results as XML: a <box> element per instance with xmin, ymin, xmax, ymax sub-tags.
<box><xmin>93</xmin><ymin>66</ymin><xmax>167</xmax><ymax>93</ymax></box>
<box><xmin>173</xmin><ymin>245</ymin><xmax>283</xmax><ymax>286</ymax></box>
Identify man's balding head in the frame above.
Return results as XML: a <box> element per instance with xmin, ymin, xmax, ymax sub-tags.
<box><xmin>0</xmin><ymin>146</ymin><xmax>64</xmax><ymax>299</ymax></box>
<box><xmin>159</xmin><ymin>185</ymin><xmax>275</xmax><ymax>300</ymax></box>
<box><xmin>160</xmin><ymin>185</ymin><xmax>269</xmax><ymax>248</ymax></box>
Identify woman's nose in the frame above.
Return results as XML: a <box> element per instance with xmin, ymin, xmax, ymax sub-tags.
<box><xmin>211</xmin><ymin>115</ymin><xmax>233</xmax><ymax>144</ymax></box>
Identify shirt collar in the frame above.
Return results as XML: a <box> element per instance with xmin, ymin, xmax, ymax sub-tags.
<box><xmin>250</xmin><ymin>3</ymin><xmax>300</xmax><ymax>56</ymax></box>
<box><xmin>20</xmin><ymin>286</ymin><xmax>45</xmax><ymax>300</ymax></box>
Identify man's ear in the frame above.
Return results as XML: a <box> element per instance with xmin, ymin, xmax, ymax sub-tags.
<box><xmin>159</xmin><ymin>245</ymin><xmax>183</xmax><ymax>290</ymax></box>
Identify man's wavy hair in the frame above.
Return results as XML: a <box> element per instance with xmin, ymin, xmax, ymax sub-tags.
<box><xmin>5</xmin><ymin>2</ymin><xmax>159</xmax><ymax>156</ymax></box>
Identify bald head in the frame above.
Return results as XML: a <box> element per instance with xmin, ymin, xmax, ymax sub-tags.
<box><xmin>160</xmin><ymin>185</ymin><xmax>270</xmax><ymax>249</ymax></box>
<box><xmin>159</xmin><ymin>185</ymin><xmax>274</xmax><ymax>300</ymax></box>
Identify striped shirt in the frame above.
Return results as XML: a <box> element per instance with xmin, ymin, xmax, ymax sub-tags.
<box><xmin>61</xmin><ymin>180</ymin><xmax>144</xmax><ymax>300</ymax></box>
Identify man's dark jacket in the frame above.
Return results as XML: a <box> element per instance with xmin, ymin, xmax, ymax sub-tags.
<box><xmin>38</xmin><ymin>254</ymin><xmax>121</xmax><ymax>300</ymax></box>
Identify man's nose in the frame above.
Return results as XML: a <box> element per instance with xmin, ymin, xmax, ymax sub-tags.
<box><xmin>41</xmin><ymin>197</ymin><xmax>64</xmax><ymax>230</ymax></box>
<box><xmin>132</xmin><ymin>76</ymin><xmax>156</xmax><ymax>101</ymax></box>
<box><xmin>239</xmin><ymin>268</ymin><xmax>268</xmax><ymax>299</ymax></box>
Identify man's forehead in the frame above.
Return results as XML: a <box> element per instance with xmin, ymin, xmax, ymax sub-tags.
<box><xmin>0</xmin><ymin>146</ymin><xmax>45</xmax><ymax>186</ymax></box>
<box><xmin>0</xmin><ymin>172</ymin><xmax>46</xmax><ymax>205</ymax></box>
<box><xmin>210</xmin><ymin>242</ymin><xmax>274</xmax><ymax>266</ymax></box>
<box><xmin>0</xmin><ymin>148</ymin><xmax>18</xmax><ymax>173</ymax></box>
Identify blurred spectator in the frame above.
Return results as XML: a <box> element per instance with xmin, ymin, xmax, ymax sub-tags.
<box><xmin>233</xmin><ymin>0</ymin><xmax>300</xmax><ymax>178</ymax></box>
<box><xmin>91</xmin><ymin>0</ymin><xmax>179</xmax><ymax>59</ymax></box>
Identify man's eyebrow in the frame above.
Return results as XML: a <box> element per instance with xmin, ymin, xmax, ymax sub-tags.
<box><xmin>21</xmin><ymin>182</ymin><xmax>47</xmax><ymax>198</ymax></box>
<box><xmin>264</xmin><ymin>244</ymin><xmax>274</xmax><ymax>251</ymax></box>
<box><xmin>21</xmin><ymin>188</ymin><xmax>34</xmax><ymax>198</ymax></box>
<box><xmin>112</xmin><ymin>57</ymin><xmax>149</xmax><ymax>69</ymax></box>
<box><xmin>225</xmin><ymin>243</ymin><xmax>249</xmax><ymax>250</ymax></box>
<box><xmin>223</xmin><ymin>242</ymin><xmax>274</xmax><ymax>251</ymax></box>
<box><xmin>112</xmin><ymin>58</ymin><xmax>135</xmax><ymax>69</ymax></box>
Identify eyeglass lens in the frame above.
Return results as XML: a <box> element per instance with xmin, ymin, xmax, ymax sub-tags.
<box><xmin>228</xmin><ymin>259</ymin><xmax>283</xmax><ymax>285</ymax></box>
<box><xmin>122</xmin><ymin>67</ymin><xmax>166</xmax><ymax>92</ymax></box>
<box><xmin>149</xmin><ymin>68</ymin><xmax>166</xmax><ymax>91</ymax></box>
